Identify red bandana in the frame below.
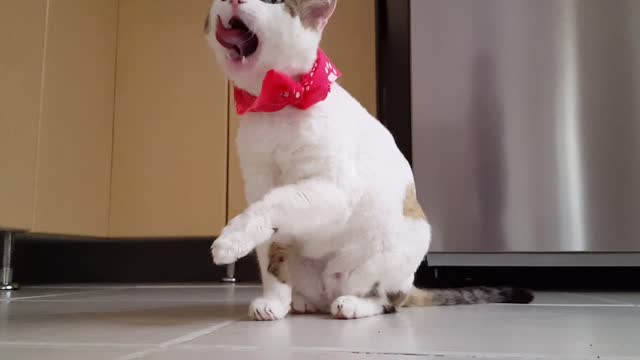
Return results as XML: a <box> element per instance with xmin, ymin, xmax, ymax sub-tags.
<box><xmin>234</xmin><ymin>49</ymin><xmax>341</xmax><ymax>115</ymax></box>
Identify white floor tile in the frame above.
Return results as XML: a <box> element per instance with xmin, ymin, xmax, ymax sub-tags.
<box><xmin>0</xmin><ymin>344</ymin><xmax>145</xmax><ymax>360</ymax></box>
<box><xmin>140</xmin><ymin>347</ymin><xmax>532</xmax><ymax>360</ymax></box>
<box><xmin>582</xmin><ymin>293</ymin><xmax>640</xmax><ymax>306</ymax></box>
<box><xmin>0</xmin><ymin>300</ymin><xmax>244</xmax><ymax>345</ymax></box>
<box><xmin>0</xmin><ymin>288</ymin><xmax>106</xmax><ymax>302</ymax></box>
<box><xmin>16</xmin><ymin>286</ymin><xmax>260</xmax><ymax>303</ymax></box>
<box><xmin>2</xmin><ymin>286</ymin><xmax>639</xmax><ymax>360</ymax></box>
<box><xmin>531</xmin><ymin>292</ymin><xmax>625</xmax><ymax>305</ymax></box>
<box><xmin>185</xmin><ymin>304</ymin><xmax>640</xmax><ymax>358</ymax></box>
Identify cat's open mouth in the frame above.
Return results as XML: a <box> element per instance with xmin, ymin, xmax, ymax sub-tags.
<box><xmin>216</xmin><ymin>16</ymin><xmax>259</xmax><ymax>62</ymax></box>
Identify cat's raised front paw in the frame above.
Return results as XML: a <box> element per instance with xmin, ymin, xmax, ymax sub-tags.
<box><xmin>211</xmin><ymin>235</ymin><xmax>242</xmax><ymax>265</ymax></box>
<box><xmin>211</xmin><ymin>213</ymin><xmax>275</xmax><ymax>265</ymax></box>
<box><xmin>249</xmin><ymin>297</ymin><xmax>289</xmax><ymax>321</ymax></box>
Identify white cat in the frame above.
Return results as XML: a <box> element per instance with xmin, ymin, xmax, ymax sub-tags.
<box><xmin>205</xmin><ymin>0</ymin><xmax>532</xmax><ymax>321</ymax></box>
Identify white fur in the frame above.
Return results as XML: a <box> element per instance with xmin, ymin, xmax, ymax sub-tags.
<box><xmin>206</xmin><ymin>0</ymin><xmax>431</xmax><ymax>320</ymax></box>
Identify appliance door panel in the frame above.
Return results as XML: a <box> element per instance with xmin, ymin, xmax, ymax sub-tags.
<box><xmin>410</xmin><ymin>0</ymin><xmax>640</xmax><ymax>252</ymax></box>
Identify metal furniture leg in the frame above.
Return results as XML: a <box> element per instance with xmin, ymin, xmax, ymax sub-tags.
<box><xmin>222</xmin><ymin>262</ymin><xmax>236</xmax><ymax>283</ymax></box>
<box><xmin>1</xmin><ymin>232</ymin><xmax>19</xmax><ymax>291</ymax></box>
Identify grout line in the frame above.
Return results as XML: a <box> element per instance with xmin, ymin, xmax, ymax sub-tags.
<box><xmin>0</xmin><ymin>341</ymin><xmax>152</xmax><ymax>348</ymax></box>
<box><xmin>2</xmin><ymin>289</ymin><xmax>114</xmax><ymax>302</ymax></box>
<box><xmin>17</xmin><ymin>299</ymin><xmax>251</xmax><ymax>303</ymax></box>
<box><xmin>493</xmin><ymin>303</ymin><xmax>636</xmax><ymax>308</ymax></box>
<box><xmin>532</xmin><ymin>303</ymin><xmax>635</xmax><ymax>307</ymax></box>
<box><xmin>570</xmin><ymin>292</ymin><xmax>635</xmax><ymax>306</ymax></box>
<box><xmin>170</xmin><ymin>343</ymin><xmax>632</xmax><ymax>360</ymax></box>
<box><xmin>172</xmin><ymin>344</ymin><xmax>261</xmax><ymax>352</ymax></box>
<box><xmin>14</xmin><ymin>299</ymin><xmax>633</xmax><ymax>307</ymax></box>
<box><xmin>114</xmin><ymin>320</ymin><xmax>236</xmax><ymax>360</ymax></box>
<box><xmin>132</xmin><ymin>284</ymin><xmax>260</xmax><ymax>289</ymax></box>
<box><xmin>25</xmin><ymin>284</ymin><xmax>260</xmax><ymax>289</ymax></box>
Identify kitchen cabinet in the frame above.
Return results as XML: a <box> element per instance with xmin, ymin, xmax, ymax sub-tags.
<box><xmin>1</xmin><ymin>0</ymin><xmax>376</xmax><ymax>239</ymax></box>
<box><xmin>31</xmin><ymin>0</ymin><xmax>118</xmax><ymax>237</ymax></box>
<box><xmin>1</xmin><ymin>0</ymin><xmax>117</xmax><ymax>237</ymax></box>
<box><xmin>109</xmin><ymin>0</ymin><xmax>229</xmax><ymax>237</ymax></box>
<box><xmin>0</xmin><ymin>1</ymin><xmax>48</xmax><ymax>231</ymax></box>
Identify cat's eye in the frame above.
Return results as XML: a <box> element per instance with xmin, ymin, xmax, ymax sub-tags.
<box><xmin>260</xmin><ymin>0</ymin><xmax>285</xmax><ymax>4</ymax></box>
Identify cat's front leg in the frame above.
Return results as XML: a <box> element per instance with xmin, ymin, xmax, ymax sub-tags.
<box><xmin>211</xmin><ymin>178</ymin><xmax>349</xmax><ymax>265</ymax></box>
<box><xmin>211</xmin><ymin>160</ymin><xmax>274</xmax><ymax>265</ymax></box>
<box><xmin>211</xmin><ymin>210</ymin><xmax>275</xmax><ymax>265</ymax></box>
<box><xmin>249</xmin><ymin>241</ymin><xmax>292</xmax><ymax>321</ymax></box>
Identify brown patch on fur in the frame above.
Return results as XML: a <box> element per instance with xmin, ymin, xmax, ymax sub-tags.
<box><xmin>406</xmin><ymin>287</ymin><xmax>434</xmax><ymax>307</ymax></box>
<box><xmin>403</xmin><ymin>183</ymin><xmax>426</xmax><ymax>220</ymax></box>
<box><xmin>382</xmin><ymin>305</ymin><xmax>397</xmax><ymax>314</ymax></box>
<box><xmin>283</xmin><ymin>0</ymin><xmax>299</xmax><ymax>17</ymax></box>
<box><xmin>363</xmin><ymin>282</ymin><xmax>381</xmax><ymax>298</ymax></box>
<box><xmin>204</xmin><ymin>13</ymin><xmax>211</xmax><ymax>34</ymax></box>
<box><xmin>386</xmin><ymin>291</ymin><xmax>409</xmax><ymax>307</ymax></box>
<box><xmin>283</xmin><ymin>0</ymin><xmax>334</xmax><ymax>29</ymax></box>
<box><xmin>267</xmin><ymin>243</ymin><xmax>289</xmax><ymax>283</ymax></box>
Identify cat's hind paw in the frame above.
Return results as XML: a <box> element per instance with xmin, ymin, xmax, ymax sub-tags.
<box><xmin>331</xmin><ymin>295</ymin><xmax>387</xmax><ymax>320</ymax></box>
<box><xmin>331</xmin><ymin>295</ymin><xmax>361</xmax><ymax>319</ymax></box>
<box><xmin>292</xmin><ymin>293</ymin><xmax>320</xmax><ymax>314</ymax></box>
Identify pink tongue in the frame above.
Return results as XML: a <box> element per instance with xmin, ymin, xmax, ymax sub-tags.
<box><xmin>217</xmin><ymin>28</ymin><xmax>247</xmax><ymax>47</ymax></box>
<box><xmin>216</xmin><ymin>19</ymin><xmax>250</xmax><ymax>60</ymax></box>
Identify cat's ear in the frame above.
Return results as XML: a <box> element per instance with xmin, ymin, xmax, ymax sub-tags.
<box><xmin>299</xmin><ymin>0</ymin><xmax>337</xmax><ymax>30</ymax></box>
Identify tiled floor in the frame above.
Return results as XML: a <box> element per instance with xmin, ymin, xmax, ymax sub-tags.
<box><xmin>1</xmin><ymin>286</ymin><xmax>639</xmax><ymax>360</ymax></box>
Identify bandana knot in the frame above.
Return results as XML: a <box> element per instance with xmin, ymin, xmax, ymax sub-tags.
<box><xmin>234</xmin><ymin>49</ymin><xmax>341</xmax><ymax>115</ymax></box>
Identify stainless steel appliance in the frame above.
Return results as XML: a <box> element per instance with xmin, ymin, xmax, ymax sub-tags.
<box><xmin>408</xmin><ymin>0</ymin><xmax>640</xmax><ymax>266</ymax></box>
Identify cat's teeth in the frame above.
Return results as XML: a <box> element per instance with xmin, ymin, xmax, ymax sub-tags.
<box><xmin>241</xmin><ymin>56</ymin><xmax>247</xmax><ymax>64</ymax></box>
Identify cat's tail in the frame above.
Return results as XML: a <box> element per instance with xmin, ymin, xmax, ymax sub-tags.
<box><xmin>405</xmin><ymin>286</ymin><xmax>534</xmax><ymax>307</ymax></box>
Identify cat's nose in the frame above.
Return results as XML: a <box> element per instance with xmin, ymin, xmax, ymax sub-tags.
<box><xmin>230</xmin><ymin>0</ymin><xmax>246</xmax><ymax>9</ymax></box>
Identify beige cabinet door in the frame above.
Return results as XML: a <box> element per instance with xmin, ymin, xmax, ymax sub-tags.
<box><xmin>110</xmin><ymin>0</ymin><xmax>228</xmax><ymax>238</ymax></box>
<box><xmin>226</xmin><ymin>0</ymin><xmax>378</xmax><ymax>220</ymax></box>
<box><xmin>31</xmin><ymin>0</ymin><xmax>118</xmax><ymax>237</ymax></box>
<box><xmin>0</xmin><ymin>1</ymin><xmax>48</xmax><ymax>231</ymax></box>
<box><xmin>323</xmin><ymin>0</ymin><xmax>377</xmax><ymax>116</ymax></box>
